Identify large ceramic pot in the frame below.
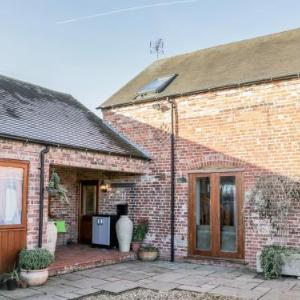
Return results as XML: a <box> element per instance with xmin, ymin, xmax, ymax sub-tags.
<box><xmin>138</xmin><ymin>249</ymin><xmax>159</xmax><ymax>262</ymax></box>
<box><xmin>20</xmin><ymin>269</ymin><xmax>49</xmax><ymax>287</ymax></box>
<box><xmin>116</xmin><ymin>215</ymin><xmax>133</xmax><ymax>252</ymax></box>
<box><xmin>45</xmin><ymin>220</ymin><xmax>57</xmax><ymax>256</ymax></box>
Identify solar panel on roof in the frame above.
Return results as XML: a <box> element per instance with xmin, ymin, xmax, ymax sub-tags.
<box><xmin>138</xmin><ymin>74</ymin><xmax>176</xmax><ymax>95</ymax></box>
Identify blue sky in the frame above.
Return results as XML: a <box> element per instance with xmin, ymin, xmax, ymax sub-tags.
<box><xmin>1</xmin><ymin>0</ymin><xmax>300</xmax><ymax>113</ymax></box>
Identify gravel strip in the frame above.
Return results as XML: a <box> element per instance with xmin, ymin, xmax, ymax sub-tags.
<box><xmin>82</xmin><ymin>288</ymin><xmax>242</xmax><ymax>300</ymax></box>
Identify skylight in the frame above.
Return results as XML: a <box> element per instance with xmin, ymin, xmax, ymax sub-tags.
<box><xmin>138</xmin><ymin>74</ymin><xmax>176</xmax><ymax>95</ymax></box>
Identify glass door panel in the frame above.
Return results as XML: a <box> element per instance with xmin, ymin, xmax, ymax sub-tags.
<box><xmin>196</xmin><ymin>177</ymin><xmax>211</xmax><ymax>251</ymax></box>
<box><xmin>219</xmin><ymin>176</ymin><xmax>237</xmax><ymax>252</ymax></box>
<box><xmin>82</xmin><ymin>185</ymin><xmax>97</xmax><ymax>215</ymax></box>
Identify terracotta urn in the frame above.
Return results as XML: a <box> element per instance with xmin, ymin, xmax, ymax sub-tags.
<box><xmin>116</xmin><ymin>215</ymin><xmax>133</xmax><ymax>252</ymax></box>
<box><xmin>131</xmin><ymin>241</ymin><xmax>142</xmax><ymax>253</ymax></box>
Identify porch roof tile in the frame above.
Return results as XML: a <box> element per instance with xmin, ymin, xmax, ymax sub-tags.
<box><xmin>0</xmin><ymin>75</ymin><xmax>149</xmax><ymax>159</ymax></box>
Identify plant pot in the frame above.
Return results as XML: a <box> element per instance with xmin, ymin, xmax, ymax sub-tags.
<box><xmin>17</xmin><ymin>280</ymin><xmax>28</xmax><ymax>289</ymax></box>
<box><xmin>116</xmin><ymin>215</ymin><xmax>133</xmax><ymax>252</ymax></box>
<box><xmin>131</xmin><ymin>241</ymin><xmax>142</xmax><ymax>253</ymax></box>
<box><xmin>6</xmin><ymin>279</ymin><xmax>18</xmax><ymax>291</ymax></box>
<box><xmin>45</xmin><ymin>220</ymin><xmax>58</xmax><ymax>256</ymax></box>
<box><xmin>0</xmin><ymin>279</ymin><xmax>7</xmax><ymax>290</ymax></box>
<box><xmin>20</xmin><ymin>269</ymin><xmax>49</xmax><ymax>287</ymax></box>
<box><xmin>47</xmin><ymin>187</ymin><xmax>58</xmax><ymax>197</ymax></box>
<box><xmin>257</xmin><ymin>250</ymin><xmax>300</xmax><ymax>277</ymax></box>
<box><xmin>138</xmin><ymin>250</ymin><xmax>159</xmax><ymax>262</ymax></box>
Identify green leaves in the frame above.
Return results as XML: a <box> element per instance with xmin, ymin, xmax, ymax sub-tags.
<box><xmin>19</xmin><ymin>249</ymin><xmax>54</xmax><ymax>270</ymax></box>
<box><xmin>132</xmin><ymin>219</ymin><xmax>149</xmax><ymax>242</ymax></box>
<box><xmin>261</xmin><ymin>245</ymin><xmax>298</xmax><ymax>279</ymax></box>
<box><xmin>48</xmin><ymin>169</ymin><xmax>69</xmax><ymax>205</ymax></box>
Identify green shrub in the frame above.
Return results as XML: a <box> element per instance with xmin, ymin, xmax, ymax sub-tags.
<box><xmin>48</xmin><ymin>169</ymin><xmax>69</xmax><ymax>204</ymax></box>
<box><xmin>19</xmin><ymin>249</ymin><xmax>54</xmax><ymax>270</ymax></box>
<box><xmin>132</xmin><ymin>219</ymin><xmax>149</xmax><ymax>242</ymax></box>
<box><xmin>261</xmin><ymin>245</ymin><xmax>298</xmax><ymax>279</ymax></box>
<box><xmin>139</xmin><ymin>245</ymin><xmax>158</xmax><ymax>252</ymax></box>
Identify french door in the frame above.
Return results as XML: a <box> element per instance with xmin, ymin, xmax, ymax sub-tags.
<box><xmin>188</xmin><ymin>172</ymin><xmax>244</xmax><ymax>259</ymax></box>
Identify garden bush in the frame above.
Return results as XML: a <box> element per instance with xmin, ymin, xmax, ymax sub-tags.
<box><xmin>19</xmin><ymin>249</ymin><xmax>54</xmax><ymax>270</ymax></box>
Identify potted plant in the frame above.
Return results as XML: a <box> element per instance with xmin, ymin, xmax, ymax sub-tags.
<box><xmin>19</xmin><ymin>249</ymin><xmax>54</xmax><ymax>286</ymax></box>
<box><xmin>248</xmin><ymin>175</ymin><xmax>300</xmax><ymax>278</ymax></box>
<box><xmin>138</xmin><ymin>245</ymin><xmax>159</xmax><ymax>261</ymax></box>
<box><xmin>257</xmin><ymin>245</ymin><xmax>300</xmax><ymax>279</ymax></box>
<box><xmin>47</xmin><ymin>169</ymin><xmax>69</xmax><ymax>204</ymax></box>
<box><xmin>0</xmin><ymin>275</ymin><xmax>6</xmax><ymax>290</ymax></box>
<box><xmin>47</xmin><ymin>169</ymin><xmax>69</xmax><ymax>256</ymax></box>
<box><xmin>132</xmin><ymin>219</ymin><xmax>149</xmax><ymax>252</ymax></box>
<box><xmin>4</xmin><ymin>267</ymin><xmax>19</xmax><ymax>291</ymax></box>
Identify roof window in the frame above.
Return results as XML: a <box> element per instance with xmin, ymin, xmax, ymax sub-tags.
<box><xmin>137</xmin><ymin>74</ymin><xmax>176</xmax><ymax>96</ymax></box>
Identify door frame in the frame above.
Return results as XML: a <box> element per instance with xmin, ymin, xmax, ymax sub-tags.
<box><xmin>78</xmin><ymin>180</ymin><xmax>99</xmax><ymax>243</ymax></box>
<box><xmin>188</xmin><ymin>171</ymin><xmax>244</xmax><ymax>259</ymax></box>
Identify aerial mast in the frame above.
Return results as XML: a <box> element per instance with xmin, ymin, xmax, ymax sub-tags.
<box><xmin>150</xmin><ymin>38</ymin><xmax>164</xmax><ymax>59</ymax></box>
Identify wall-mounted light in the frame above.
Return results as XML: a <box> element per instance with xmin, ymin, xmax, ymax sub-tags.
<box><xmin>100</xmin><ymin>180</ymin><xmax>111</xmax><ymax>192</ymax></box>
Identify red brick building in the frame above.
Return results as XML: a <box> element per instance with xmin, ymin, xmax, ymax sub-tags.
<box><xmin>1</xmin><ymin>28</ymin><xmax>300</xmax><ymax>273</ymax></box>
<box><xmin>0</xmin><ymin>75</ymin><xmax>149</xmax><ymax>273</ymax></box>
<box><xmin>100</xmin><ymin>28</ymin><xmax>300</xmax><ymax>268</ymax></box>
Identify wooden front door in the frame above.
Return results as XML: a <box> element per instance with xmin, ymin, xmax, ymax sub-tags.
<box><xmin>188</xmin><ymin>172</ymin><xmax>244</xmax><ymax>259</ymax></box>
<box><xmin>0</xmin><ymin>160</ymin><xmax>28</xmax><ymax>273</ymax></box>
<box><xmin>79</xmin><ymin>181</ymin><xmax>98</xmax><ymax>244</ymax></box>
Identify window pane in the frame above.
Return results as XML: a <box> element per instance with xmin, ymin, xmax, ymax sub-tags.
<box><xmin>0</xmin><ymin>167</ymin><xmax>23</xmax><ymax>225</ymax></box>
<box><xmin>220</xmin><ymin>176</ymin><xmax>237</xmax><ymax>252</ymax></box>
<box><xmin>138</xmin><ymin>74</ymin><xmax>176</xmax><ymax>95</ymax></box>
<box><xmin>83</xmin><ymin>185</ymin><xmax>96</xmax><ymax>215</ymax></box>
<box><xmin>196</xmin><ymin>177</ymin><xmax>211</xmax><ymax>250</ymax></box>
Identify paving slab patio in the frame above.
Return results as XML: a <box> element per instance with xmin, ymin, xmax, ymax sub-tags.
<box><xmin>0</xmin><ymin>260</ymin><xmax>300</xmax><ymax>299</ymax></box>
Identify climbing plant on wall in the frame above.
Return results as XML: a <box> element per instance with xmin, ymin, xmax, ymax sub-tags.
<box><xmin>248</xmin><ymin>175</ymin><xmax>300</xmax><ymax>279</ymax></box>
<box><xmin>248</xmin><ymin>175</ymin><xmax>300</xmax><ymax>244</ymax></box>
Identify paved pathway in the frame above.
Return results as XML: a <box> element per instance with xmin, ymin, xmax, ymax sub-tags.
<box><xmin>1</xmin><ymin>261</ymin><xmax>300</xmax><ymax>299</ymax></box>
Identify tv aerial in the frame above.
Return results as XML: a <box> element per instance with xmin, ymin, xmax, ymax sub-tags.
<box><xmin>150</xmin><ymin>38</ymin><xmax>164</xmax><ymax>59</ymax></box>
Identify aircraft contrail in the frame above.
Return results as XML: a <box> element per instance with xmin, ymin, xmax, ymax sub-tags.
<box><xmin>57</xmin><ymin>0</ymin><xmax>201</xmax><ymax>24</ymax></box>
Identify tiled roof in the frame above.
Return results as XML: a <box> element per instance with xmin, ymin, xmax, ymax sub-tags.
<box><xmin>101</xmin><ymin>27</ymin><xmax>300</xmax><ymax>108</ymax></box>
<box><xmin>0</xmin><ymin>75</ymin><xmax>149</xmax><ymax>159</ymax></box>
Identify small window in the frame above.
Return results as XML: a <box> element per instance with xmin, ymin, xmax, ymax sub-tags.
<box><xmin>0</xmin><ymin>165</ymin><xmax>25</xmax><ymax>225</ymax></box>
<box><xmin>138</xmin><ymin>74</ymin><xmax>177</xmax><ymax>95</ymax></box>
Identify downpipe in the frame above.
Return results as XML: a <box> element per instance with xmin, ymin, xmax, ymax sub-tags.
<box><xmin>169</xmin><ymin>98</ymin><xmax>176</xmax><ymax>262</ymax></box>
<box><xmin>38</xmin><ymin>145</ymin><xmax>50</xmax><ymax>248</ymax></box>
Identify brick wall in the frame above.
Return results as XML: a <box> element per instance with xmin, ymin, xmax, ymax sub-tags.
<box><xmin>49</xmin><ymin>167</ymin><xmax>140</xmax><ymax>246</ymax></box>
<box><xmin>0</xmin><ymin>138</ymin><xmax>149</xmax><ymax>248</ymax></box>
<box><xmin>102</xmin><ymin>78</ymin><xmax>300</xmax><ymax>267</ymax></box>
